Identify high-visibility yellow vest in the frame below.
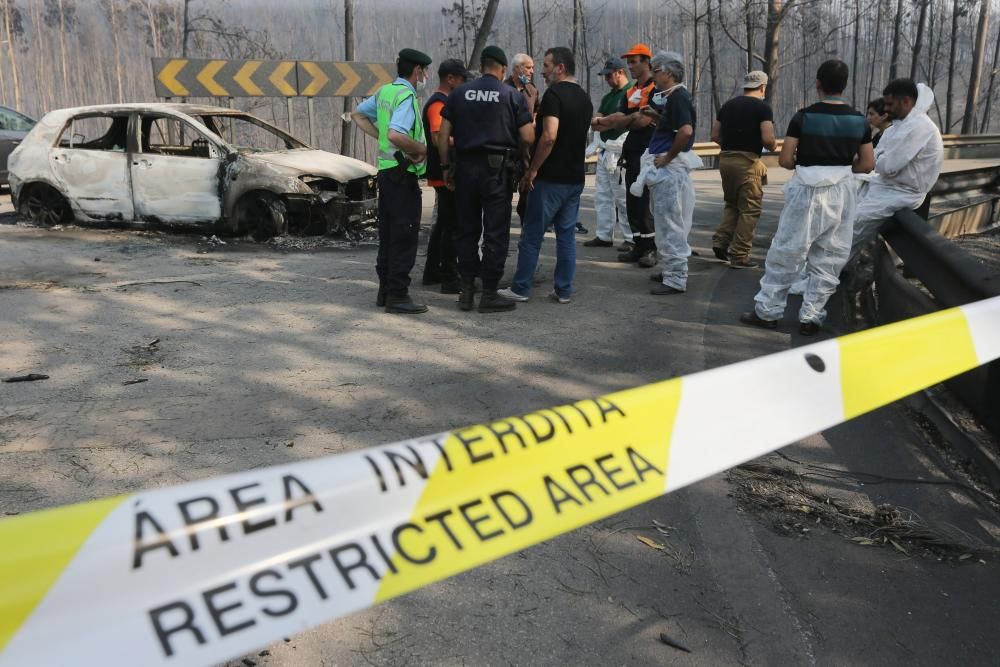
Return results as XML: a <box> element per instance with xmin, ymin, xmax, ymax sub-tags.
<box><xmin>375</xmin><ymin>83</ymin><xmax>426</xmax><ymax>176</ymax></box>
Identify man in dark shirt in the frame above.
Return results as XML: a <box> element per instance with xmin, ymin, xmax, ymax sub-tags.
<box><xmin>710</xmin><ymin>70</ymin><xmax>777</xmax><ymax>268</ymax></box>
<box><xmin>641</xmin><ymin>51</ymin><xmax>703</xmax><ymax>295</ymax></box>
<box><xmin>740</xmin><ymin>59</ymin><xmax>874</xmax><ymax>336</ymax></box>
<box><xmin>438</xmin><ymin>46</ymin><xmax>535</xmax><ymax>313</ymax></box>
<box><xmin>498</xmin><ymin>47</ymin><xmax>594</xmax><ymax>304</ymax></box>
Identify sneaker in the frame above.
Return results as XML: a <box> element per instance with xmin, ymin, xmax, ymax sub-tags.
<box><xmin>712</xmin><ymin>246</ymin><xmax>729</xmax><ymax>262</ymax></box>
<box><xmin>618</xmin><ymin>241</ymin><xmax>635</xmax><ymax>252</ymax></box>
<box><xmin>496</xmin><ymin>287</ymin><xmax>530</xmax><ymax>302</ymax></box>
<box><xmin>729</xmin><ymin>257</ymin><xmax>759</xmax><ymax>270</ymax></box>
<box><xmin>618</xmin><ymin>249</ymin><xmax>641</xmax><ymax>263</ymax></box>
<box><xmin>548</xmin><ymin>290</ymin><xmax>571</xmax><ymax>304</ymax></box>
<box><xmin>637</xmin><ymin>250</ymin><xmax>658</xmax><ymax>268</ymax></box>
<box><xmin>583</xmin><ymin>237</ymin><xmax>613</xmax><ymax>247</ymax></box>
<box><xmin>650</xmin><ymin>284</ymin><xmax>684</xmax><ymax>295</ymax></box>
<box><xmin>739</xmin><ymin>311</ymin><xmax>778</xmax><ymax>330</ymax></box>
<box><xmin>575</xmin><ymin>223</ymin><xmax>588</xmax><ymax>235</ymax></box>
<box><xmin>799</xmin><ymin>321</ymin><xmax>820</xmax><ymax>336</ymax></box>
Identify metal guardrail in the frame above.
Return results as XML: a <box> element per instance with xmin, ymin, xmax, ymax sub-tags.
<box><xmin>874</xmin><ymin>210</ymin><xmax>1000</xmax><ymax>451</ymax></box>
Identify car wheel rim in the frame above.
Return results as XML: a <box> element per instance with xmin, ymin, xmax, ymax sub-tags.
<box><xmin>25</xmin><ymin>190</ymin><xmax>66</xmax><ymax>226</ymax></box>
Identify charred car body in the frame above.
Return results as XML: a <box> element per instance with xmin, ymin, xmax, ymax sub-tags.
<box><xmin>8</xmin><ymin>103</ymin><xmax>377</xmax><ymax>239</ymax></box>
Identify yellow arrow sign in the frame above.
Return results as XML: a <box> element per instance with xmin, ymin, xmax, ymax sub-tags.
<box><xmin>366</xmin><ymin>63</ymin><xmax>392</xmax><ymax>95</ymax></box>
<box><xmin>195</xmin><ymin>60</ymin><xmax>229</xmax><ymax>97</ymax></box>
<box><xmin>269</xmin><ymin>61</ymin><xmax>297</xmax><ymax>97</ymax></box>
<box><xmin>334</xmin><ymin>62</ymin><xmax>362</xmax><ymax>96</ymax></box>
<box><xmin>156</xmin><ymin>59</ymin><xmax>189</xmax><ymax>97</ymax></box>
<box><xmin>300</xmin><ymin>62</ymin><xmax>330</xmax><ymax>97</ymax></box>
<box><xmin>233</xmin><ymin>60</ymin><xmax>263</xmax><ymax>96</ymax></box>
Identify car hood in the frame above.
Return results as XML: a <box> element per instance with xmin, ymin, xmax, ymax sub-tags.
<box><xmin>242</xmin><ymin>149</ymin><xmax>376</xmax><ymax>181</ymax></box>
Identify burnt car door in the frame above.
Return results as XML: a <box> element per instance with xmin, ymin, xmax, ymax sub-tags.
<box><xmin>0</xmin><ymin>106</ymin><xmax>35</xmax><ymax>183</ymax></box>
<box><xmin>49</xmin><ymin>112</ymin><xmax>134</xmax><ymax>220</ymax></box>
<box><xmin>132</xmin><ymin>113</ymin><xmax>224</xmax><ymax>224</ymax></box>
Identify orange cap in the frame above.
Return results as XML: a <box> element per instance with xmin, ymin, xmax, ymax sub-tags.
<box><xmin>621</xmin><ymin>43</ymin><xmax>653</xmax><ymax>58</ymax></box>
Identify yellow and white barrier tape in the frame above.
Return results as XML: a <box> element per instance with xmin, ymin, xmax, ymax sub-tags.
<box><xmin>2</xmin><ymin>296</ymin><xmax>999</xmax><ymax>666</ymax></box>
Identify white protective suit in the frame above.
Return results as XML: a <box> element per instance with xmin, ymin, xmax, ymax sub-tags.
<box><xmin>589</xmin><ymin>132</ymin><xmax>632</xmax><ymax>243</ymax></box>
<box><xmin>647</xmin><ymin>149</ymin><xmax>704</xmax><ymax>290</ymax></box>
<box><xmin>850</xmin><ymin>83</ymin><xmax>943</xmax><ymax>255</ymax></box>
<box><xmin>754</xmin><ymin>166</ymin><xmax>858</xmax><ymax>324</ymax></box>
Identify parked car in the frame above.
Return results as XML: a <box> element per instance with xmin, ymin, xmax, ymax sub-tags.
<box><xmin>8</xmin><ymin>103</ymin><xmax>377</xmax><ymax>239</ymax></box>
<box><xmin>0</xmin><ymin>105</ymin><xmax>36</xmax><ymax>185</ymax></box>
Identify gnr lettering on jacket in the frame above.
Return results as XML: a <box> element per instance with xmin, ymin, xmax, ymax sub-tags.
<box><xmin>465</xmin><ymin>89</ymin><xmax>501</xmax><ymax>102</ymax></box>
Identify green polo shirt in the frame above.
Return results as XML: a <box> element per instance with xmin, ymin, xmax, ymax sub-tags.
<box><xmin>598</xmin><ymin>82</ymin><xmax>631</xmax><ymax>141</ymax></box>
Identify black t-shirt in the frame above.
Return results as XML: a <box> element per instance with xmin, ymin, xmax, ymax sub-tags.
<box><xmin>442</xmin><ymin>74</ymin><xmax>532</xmax><ymax>153</ymax></box>
<box><xmin>648</xmin><ymin>86</ymin><xmax>696</xmax><ymax>154</ymax></box>
<box><xmin>619</xmin><ymin>78</ymin><xmax>656</xmax><ymax>156</ymax></box>
<box><xmin>717</xmin><ymin>95</ymin><xmax>774</xmax><ymax>155</ymax></box>
<box><xmin>786</xmin><ymin>102</ymin><xmax>871</xmax><ymax>167</ymax></box>
<box><xmin>535</xmin><ymin>81</ymin><xmax>594</xmax><ymax>184</ymax></box>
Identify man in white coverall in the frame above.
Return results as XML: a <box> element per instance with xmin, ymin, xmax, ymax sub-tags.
<box><xmin>637</xmin><ymin>51</ymin><xmax>703</xmax><ymax>294</ymax></box>
<box><xmin>849</xmin><ymin>78</ymin><xmax>943</xmax><ymax>256</ymax></box>
<box><xmin>583</xmin><ymin>57</ymin><xmax>632</xmax><ymax>249</ymax></box>
<box><xmin>740</xmin><ymin>60</ymin><xmax>874</xmax><ymax>336</ymax></box>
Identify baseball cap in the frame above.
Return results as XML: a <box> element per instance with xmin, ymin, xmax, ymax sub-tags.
<box><xmin>599</xmin><ymin>57</ymin><xmax>627</xmax><ymax>76</ymax></box>
<box><xmin>480</xmin><ymin>45</ymin><xmax>508</xmax><ymax>67</ymax></box>
<box><xmin>621</xmin><ymin>43</ymin><xmax>653</xmax><ymax>59</ymax></box>
<box><xmin>743</xmin><ymin>70</ymin><xmax>768</xmax><ymax>89</ymax></box>
<box><xmin>439</xmin><ymin>58</ymin><xmax>472</xmax><ymax>80</ymax></box>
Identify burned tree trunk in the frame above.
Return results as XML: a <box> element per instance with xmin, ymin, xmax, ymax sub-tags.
<box><xmin>340</xmin><ymin>0</ymin><xmax>354</xmax><ymax>157</ymax></box>
<box><xmin>888</xmin><ymin>0</ymin><xmax>904</xmax><ymax>80</ymax></box>
<box><xmin>467</xmin><ymin>0</ymin><xmax>500</xmax><ymax>70</ymax></box>
<box><xmin>962</xmin><ymin>0</ymin><xmax>990</xmax><ymax>134</ymax></box>
<box><xmin>910</xmin><ymin>0</ymin><xmax>929</xmax><ymax>79</ymax></box>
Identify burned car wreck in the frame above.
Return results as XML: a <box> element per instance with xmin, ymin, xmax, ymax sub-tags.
<box><xmin>8</xmin><ymin>103</ymin><xmax>377</xmax><ymax>240</ymax></box>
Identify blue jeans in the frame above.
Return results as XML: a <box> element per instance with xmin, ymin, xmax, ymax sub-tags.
<box><xmin>511</xmin><ymin>179</ymin><xmax>584</xmax><ymax>298</ymax></box>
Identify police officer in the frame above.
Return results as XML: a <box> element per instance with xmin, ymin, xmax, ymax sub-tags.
<box><xmin>351</xmin><ymin>48</ymin><xmax>432</xmax><ymax>314</ymax></box>
<box><xmin>437</xmin><ymin>45</ymin><xmax>534</xmax><ymax>313</ymax></box>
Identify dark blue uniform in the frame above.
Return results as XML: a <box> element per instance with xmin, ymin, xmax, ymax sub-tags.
<box><xmin>442</xmin><ymin>75</ymin><xmax>532</xmax><ymax>290</ymax></box>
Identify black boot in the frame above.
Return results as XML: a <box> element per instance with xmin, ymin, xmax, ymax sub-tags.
<box><xmin>385</xmin><ymin>294</ymin><xmax>428</xmax><ymax>314</ymax></box>
<box><xmin>376</xmin><ymin>284</ymin><xmax>386</xmax><ymax>307</ymax></box>
<box><xmin>478</xmin><ymin>289</ymin><xmax>517</xmax><ymax>313</ymax></box>
<box><xmin>458</xmin><ymin>279</ymin><xmax>476</xmax><ymax>311</ymax></box>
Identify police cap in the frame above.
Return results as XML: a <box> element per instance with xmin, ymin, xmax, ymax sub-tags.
<box><xmin>480</xmin><ymin>45</ymin><xmax>508</xmax><ymax>67</ymax></box>
<box><xmin>398</xmin><ymin>48</ymin><xmax>432</xmax><ymax>67</ymax></box>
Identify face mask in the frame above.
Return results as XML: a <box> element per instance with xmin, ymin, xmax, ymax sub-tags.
<box><xmin>651</xmin><ymin>91</ymin><xmax>667</xmax><ymax>106</ymax></box>
<box><xmin>415</xmin><ymin>77</ymin><xmax>427</xmax><ymax>92</ymax></box>
<box><xmin>518</xmin><ymin>74</ymin><xmax>530</xmax><ymax>85</ymax></box>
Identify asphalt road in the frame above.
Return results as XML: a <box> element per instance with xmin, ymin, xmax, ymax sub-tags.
<box><xmin>1</xmin><ymin>165</ymin><xmax>998</xmax><ymax>666</ymax></box>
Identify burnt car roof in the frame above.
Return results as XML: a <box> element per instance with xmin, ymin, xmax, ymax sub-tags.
<box><xmin>38</xmin><ymin>103</ymin><xmax>254</xmax><ymax>125</ymax></box>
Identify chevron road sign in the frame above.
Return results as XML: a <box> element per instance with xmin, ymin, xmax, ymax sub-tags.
<box><xmin>295</xmin><ymin>61</ymin><xmax>394</xmax><ymax>97</ymax></box>
<box><xmin>152</xmin><ymin>58</ymin><xmax>394</xmax><ymax>98</ymax></box>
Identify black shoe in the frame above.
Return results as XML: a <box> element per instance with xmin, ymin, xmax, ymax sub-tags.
<box><xmin>649</xmin><ymin>272</ymin><xmax>663</xmax><ymax>282</ymax></box>
<box><xmin>376</xmin><ymin>285</ymin><xmax>386</xmax><ymax>307</ymax></box>
<box><xmin>712</xmin><ymin>246</ymin><xmax>729</xmax><ymax>261</ymax></box>
<box><xmin>575</xmin><ymin>223</ymin><xmax>588</xmax><ymax>235</ymax></box>
<box><xmin>583</xmin><ymin>237</ymin><xmax>613</xmax><ymax>247</ymax></box>
<box><xmin>650</xmin><ymin>284</ymin><xmax>684</xmax><ymax>295</ymax></box>
<box><xmin>478</xmin><ymin>290</ymin><xmax>517</xmax><ymax>313</ymax></box>
<box><xmin>385</xmin><ymin>295</ymin><xmax>428</xmax><ymax>314</ymax></box>
<box><xmin>440</xmin><ymin>280</ymin><xmax>461</xmax><ymax>295</ymax></box>
<box><xmin>799</xmin><ymin>321</ymin><xmax>820</xmax><ymax>336</ymax></box>
<box><xmin>459</xmin><ymin>279</ymin><xmax>476</xmax><ymax>311</ymax></box>
<box><xmin>637</xmin><ymin>250</ymin><xmax>658</xmax><ymax>268</ymax></box>
<box><xmin>729</xmin><ymin>257</ymin><xmax>759</xmax><ymax>269</ymax></box>
<box><xmin>618</xmin><ymin>241</ymin><xmax>635</xmax><ymax>252</ymax></box>
<box><xmin>618</xmin><ymin>249</ymin><xmax>641</xmax><ymax>263</ymax></box>
<box><xmin>740</xmin><ymin>311</ymin><xmax>777</xmax><ymax>329</ymax></box>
